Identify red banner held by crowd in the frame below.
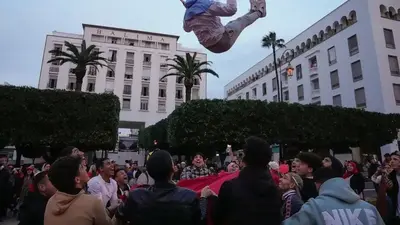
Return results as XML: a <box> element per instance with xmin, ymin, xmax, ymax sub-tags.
<box><xmin>177</xmin><ymin>171</ymin><xmax>239</xmax><ymax>195</ymax></box>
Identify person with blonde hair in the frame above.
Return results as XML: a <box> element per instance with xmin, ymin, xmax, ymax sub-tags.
<box><xmin>279</xmin><ymin>172</ymin><xmax>304</xmax><ymax>219</ymax></box>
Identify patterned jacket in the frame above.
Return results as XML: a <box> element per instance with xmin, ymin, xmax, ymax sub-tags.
<box><xmin>180</xmin><ymin>165</ymin><xmax>210</xmax><ymax>180</ymax></box>
<box><xmin>282</xmin><ymin>190</ymin><xmax>304</xmax><ymax>219</ymax></box>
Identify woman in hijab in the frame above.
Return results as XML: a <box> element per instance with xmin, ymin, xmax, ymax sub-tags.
<box><xmin>343</xmin><ymin>161</ymin><xmax>365</xmax><ymax>199</ymax></box>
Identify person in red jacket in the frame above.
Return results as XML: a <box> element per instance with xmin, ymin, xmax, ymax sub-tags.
<box><xmin>269</xmin><ymin>161</ymin><xmax>280</xmax><ymax>186</ymax></box>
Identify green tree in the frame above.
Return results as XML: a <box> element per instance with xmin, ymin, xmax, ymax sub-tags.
<box><xmin>47</xmin><ymin>40</ymin><xmax>112</xmax><ymax>92</ymax></box>
<box><xmin>262</xmin><ymin>32</ymin><xmax>286</xmax><ymax>101</ymax></box>
<box><xmin>160</xmin><ymin>52</ymin><xmax>219</xmax><ymax>101</ymax></box>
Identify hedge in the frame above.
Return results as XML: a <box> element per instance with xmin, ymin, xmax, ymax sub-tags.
<box><xmin>138</xmin><ymin>118</ymin><xmax>168</xmax><ymax>149</ymax></box>
<box><xmin>0</xmin><ymin>86</ymin><xmax>120</xmax><ymax>157</ymax></box>
<box><xmin>139</xmin><ymin>99</ymin><xmax>400</xmax><ymax>156</ymax></box>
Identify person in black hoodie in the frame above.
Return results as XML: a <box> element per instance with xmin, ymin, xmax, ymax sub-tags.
<box><xmin>322</xmin><ymin>155</ymin><xmax>344</xmax><ymax>177</ymax></box>
<box><xmin>211</xmin><ymin>136</ymin><xmax>282</xmax><ymax>225</ymax></box>
<box><xmin>116</xmin><ymin>150</ymin><xmax>203</xmax><ymax>225</ymax></box>
<box><xmin>19</xmin><ymin>171</ymin><xmax>56</xmax><ymax>225</ymax></box>
<box><xmin>296</xmin><ymin>152</ymin><xmax>322</xmax><ymax>202</ymax></box>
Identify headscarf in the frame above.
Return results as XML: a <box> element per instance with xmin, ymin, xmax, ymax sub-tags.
<box><xmin>343</xmin><ymin>161</ymin><xmax>359</xmax><ymax>179</ymax></box>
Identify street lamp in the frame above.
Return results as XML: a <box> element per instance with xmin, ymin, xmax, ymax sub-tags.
<box><xmin>278</xmin><ymin>49</ymin><xmax>295</xmax><ymax>102</ymax></box>
<box><xmin>277</xmin><ymin>48</ymin><xmax>294</xmax><ymax>160</ymax></box>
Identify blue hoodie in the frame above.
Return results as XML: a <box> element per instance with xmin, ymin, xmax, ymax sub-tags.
<box><xmin>283</xmin><ymin>178</ymin><xmax>384</xmax><ymax>225</ymax></box>
<box><xmin>184</xmin><ymin>0</ymin><xmax>214</xmax><ymax>21</ymax></box>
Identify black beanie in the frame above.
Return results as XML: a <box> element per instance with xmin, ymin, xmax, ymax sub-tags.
<box><xmin>297</xmin><ymin>152</ymin><xmax>322</xmax><ymax>172</ymax></box>
<box><xmin>146</xmin><ymin>150</ymin><xmax>173</xmax><ymax>181</ymax></box>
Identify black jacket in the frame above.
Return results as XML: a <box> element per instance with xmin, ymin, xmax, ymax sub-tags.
<box><xmin>18</xmin><ymin>191</ymin><xmax>49</xmax><ymax>225</ymax></box>
<box><xmin>349</xmin><ymin>173</ymin><xmax>365</xmax><ymax>195</ymax></box>
<box><xmin>300</xmin><ymin>177</ymin><xmax>318</xmax><ymax>202</ymax></box>
<box><xmin>117</xmin><ymin>181</ymin><xmax>201</xmax><ymax>225</ymax></box>
<box><xmin>211</xmin><ymin>166</ymin><xmax>282</xmax><ymax>225</ymax></box>
<box><xmin>386</xmin><ymin>170</ymin><xmax>399</xmax><ymax>218</ymax></box>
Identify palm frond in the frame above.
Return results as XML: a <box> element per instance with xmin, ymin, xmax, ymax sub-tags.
<box><xmin>160</xmin><ymin>73</ymin><xmax>184</xmax><ymax>81</ymax></box>
<box><xmin>64</xmin><ymin>41</ymin><xmax>80</xmax><ymax>58</ymax></box>
<box><xmin>194</xmin><ymin>68</ymin><xmax>219</xmax><ymax>78</ymax></box>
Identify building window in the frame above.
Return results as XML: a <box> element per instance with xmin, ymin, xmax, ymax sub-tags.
<box><xmin>125</xmin><ymin>66</ymin><xmax>133</xmax><ymax>79</ymax></box>
<box><xmin>87</xmin><ymin>81</ymin><xmax>95</xmax><ymax>92</ymax></box>
<box><xmin>262</xmin><ymin>83</ymin><xmax>267</xmax><ymax>96</ymax></box>
<box><xmin>309</xmin><ymin>56</ymin><xmax>318</xmax><ymax>70</ymax></box>
<box><xmin>384</xmin><ymin>28</ymin><xmax>395</xmax><ymax>49</ymax></box>
<box><xmin>332</xmin><ymin>94</ymin><xmax>342</xmax><ymax>106</ymax></box>
<box><xmin>330</xmin><ymin>70</ymin><xmax>340</xmax><ymax>89</ymax></box>
<box><xmin>351</xmin><ymin>60</ymin><xmax>363</xmax><ymax>82</ymax></box>
<box><xmin>126</xmin><ymin>52</ymin><xmax>135</xmax><ymax>64</ymax></box>
<box><xmin>88</xmin><ymin>66</ymin><xmax>97</xmax><ymax>76</ymax></box>
<box><xmin>348</xmin><ymin>35</ymin><xmax>359</xmax><ymax>56</ymax></box>
<box><xmin>159</xmin><ymin>88</ymin><xmax>166</xmax><ymax>98</ymax></box>
<box><xmin>141</xmin><ymin>86</ymin><xmax>149</xmax><ymax>97</ymax></box>
<box><xmin>252</xmin><ymin>88</ymin><xmax>257</xmax><ymax>98</ymax></box>
<box><xmin>52</xmin><ymin>44</ymin><xmax>62</xmax><ymax>57</ymax></box>
<box><xmin>48</xmin><ymin>77</ymin><xmax>57</xmax><ymax>88</ymax></box>
<box><xmin>311</xmin><ymin>78</ymin><xmax>320</xmax><ymax>90</ymax></box>
<box><xmin>105</xmin><ymin>80</ymin><xmax>114</xmax><ymax>93</ymax></box>
<box><xmin>68</xmin><ymin>82</ymin><xmax>75</xmax><ymax>90</ymax></box>
<box><xmin>355</xmin><ymin>87</ymin><xmax>366</xmax><ymax>108</ymax></box>
<box><xmin>176</xmin><ymin>89</ymin><xmax>183</xmax><ymax>99</ymax></box>
<box><xmin>238</xmin><ymin>95</ymin><xmax>242</xmax><ymax>99</ymax></box>
<box><xmin>283</xmin><ymin>90</ymin><xmax>289</xmax><ymax>101</ymax></box>
<box><xmin>106</xmin><ymin>65</ymin><xmax>115</xmax><ymax>78</ymax></box>
<box><xmin>140</xmin><ymin>100</ymin><xmax>149</xmax><ymax>111</ymax></box>
<box><xmin>246</xmin><ymin>92</ymin><xmax>249</xmax><ymax>99</ymax></box>
<box><xmin>194</xmin><ymin>78</ymin><xmax>200</xmax><ymax>85</ymax></box>
<box><xmin>388</xmin><ymin>55</ymin><xmax>400</xmax><ymax>76</ymax></box>
<box><xmin>273</xmin><ymin>95</ymin><xmax>278</xmax><ymax>102</ymax></box>
<box><xmin>158</xmin><ymin>102</ymin><xmax>166</xmax><ymax>112</ymax></box>
<box><xmin>160</xmin><ymin>43</ymin><xmax>170</xmax><ymax>50</ymax></box>
<box><xmin>392</xmin><ymin>84</ymin><xmax>400</xmax><ymax>105</ymax></box>
<box><xmin>328</xmin><ymin>46</ymin><xmax>337</xmax><ymax>65</ymax></box>
<box><xmin>272</xmin><ymin>77</ymin><xmax>277</xmax><ymax>91</ymax></box>
<box><xmin>297</xmin><ymin>85</ymin><xmax>304</xmax><ymax>101</ymax></box>
<box><xmin>123</xmin><ymin>85</ymin><xmax>132</xmax><ymax>95</ymax></box>
<box><xmin>122</xmin><ymin>98</ymin><xmax>131</xmax><ymax>109</ymax></box>
<box><xmin>176</xmin><ymin>77</ymin><xmax>183</xmax><ymax>84</ymax></box>
<box><xmin>296</xmin><ymin>64</ymin><xmax>302</xmax><ymax>80</ymax></box>
<box><xmin>143</xmin><ymin>54</ymin><xmax>152</xmax><ymax>66</ymax></box>
<box><xmin>109</xmin><ymin>50</ymin><xmax>117</xmax><ymax>62</ymax></box>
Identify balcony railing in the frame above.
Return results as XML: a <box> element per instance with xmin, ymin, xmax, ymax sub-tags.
<box><xmin>143</xmin><ymin>61</ymin><xmax>152</xmax><ymax>67</ymax></box>
<box><xmin>125</xmin><ymin>74</ymin><xmax>133</xmax><ymax>80</ymax></box>
<box><xmin>49</xmin><ymin>66</ymin><xmax>59</xmax><ymax>73</ymax></box>
<box><xmin>309</xmin><ymin>66</ymin><xmax>318</xmax><ymax>73</ymax></box>
<box><xmin>126</xmin><ymin>59</ymin><xmax>134</xmax><ymax>65</ymax></box>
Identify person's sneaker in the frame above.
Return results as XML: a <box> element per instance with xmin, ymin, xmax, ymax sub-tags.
<box><xmin>250</xmin><ymin>0</ymin><xmax>266</xmax><ymax>18</ymax></box>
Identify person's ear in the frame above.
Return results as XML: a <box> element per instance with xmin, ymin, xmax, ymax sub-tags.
<box><xmin>75</xmin><ymin>176</ymin><xmax>81</xmax><ymax>185</ymax></box>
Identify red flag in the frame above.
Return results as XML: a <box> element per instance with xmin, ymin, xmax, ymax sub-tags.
<box><xmin>177</xmin><ymin>171</ymin><xmax>239</xmax><ymax>195</ymax></box>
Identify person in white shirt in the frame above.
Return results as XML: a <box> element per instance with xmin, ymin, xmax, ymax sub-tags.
<box><xmin>87</xmin><ymin>158</ymin><xmax>119</xmax><ymax>212</ymax></box>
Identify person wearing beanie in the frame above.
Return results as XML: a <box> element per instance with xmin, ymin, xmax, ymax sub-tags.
<box><xmin>296</xmin><ymin>152</ymin><xmax>322</xmax><ymax>202</ymax></box>
<box><xmin>268</xmin><ymin>161</ymin><xmax>280</xmax><ymax>186</ymax></box>
<box><xmin>116</xmin><ymin>150</ymin><xmax>203</xmax><ymax>225</ymax></box>
<box><xmin>283</xmin><ymin>167</ymin><xmax>384</xmax><ymax>225</ymax></box>
<box><xmin>322</xmin><ymin>155</ymin><xmax>344</xmax><ymax>177</ymax></box>
<box><xmin>279</xmin><ymin>172</ymin><xmax>304</xmax><ymax>219</ymax></box>
<box><xmin>212</xmin><ymin>136</ymin><xmax>282</xmax><ymax>225</ymax></box>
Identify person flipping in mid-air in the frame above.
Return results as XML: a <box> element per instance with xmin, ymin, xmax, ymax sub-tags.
<box><xmin>181</xmin><ymin>0</ymin><xmax>266</xmax><ymax>53</ymax></box>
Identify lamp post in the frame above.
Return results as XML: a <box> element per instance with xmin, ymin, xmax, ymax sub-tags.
<box><xmin>278</xmin><ymin>49</ymin><xmax>295</xmax><ymax>102</ymax></box>
<box><xmin>277</xmin><ymin>48</ymin><xmax>294</xmax><ymax>160</ymax></box>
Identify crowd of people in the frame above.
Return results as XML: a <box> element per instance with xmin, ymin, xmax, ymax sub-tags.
<box><xmin>0</xmin><ymin>136</ymin><xmax>399</xmax><ymax>225</ymax></box>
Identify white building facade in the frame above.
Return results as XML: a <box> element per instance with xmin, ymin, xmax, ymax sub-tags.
<box><xmin>224</xmin><ymin>0</ymin><xmax>400</xmax><ymax>154</ymax></box>
<box><xmin>38</xmin><ymin>24</ymin><xmax>207</xmax><ymax>129</ymax></box>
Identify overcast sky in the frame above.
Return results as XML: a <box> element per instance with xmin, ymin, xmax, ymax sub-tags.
<box><xmin>0</xmin><ymin>0</ymin><xmax>346</xmax><ymax>98</ymax></box>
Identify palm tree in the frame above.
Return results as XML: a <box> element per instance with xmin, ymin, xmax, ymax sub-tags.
<box><xmin>47</xmin><ymin>40</ymin><xmax>111</xmax><ymax>92</ymax></box>
<box><xmin>160</xmin><ymin>52</ymin><xmax>219</xmax><ymax>102</ymax></box>
<box><xmin>262</xmin><ymin>32</ymin><xmax>286</xmax><ymax>101</ymax></box>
